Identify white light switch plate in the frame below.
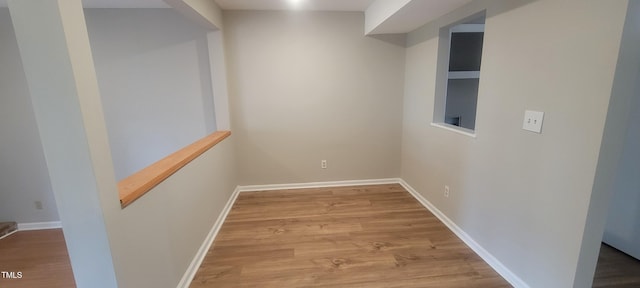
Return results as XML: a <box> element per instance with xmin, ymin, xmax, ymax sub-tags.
<box><xmin>523</xmin><ymin>110</ymin><xmax>544</xmax><ymax>133</ymax></box>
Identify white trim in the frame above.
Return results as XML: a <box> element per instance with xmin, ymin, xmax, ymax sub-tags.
<box><xmin>397</xmin><ymin>179</ymin><xmax>529</xmax><ymax>288</ymax></box>
<box><xmin>0</xmin><ymin>229</ymin><xmax>18</xmax><ymax>240</ymax></box>
<box><xmin>448</xmin><ymin>71</ymin><xmax>480</xmax><ymax>79</ymax></box>
<box><xmin>430</xmin><ymin>122</ymin><xmax>477</xmax><ymax>138</ymax></box>
<box><xmin>176</xmin><ymin>186</ymin><xmax>241</xmax><ymax>288</ymax></box>
<box><xmin>237</xmin><ymin>178</ymin><xmax>401</xmax><ymax>192</ymax></box>
<box><xmin>17</xmin><ymin>221</ymin><xmax>62</xmax><ymax>231</ymax></box>
<box><xmin>177</xmin><ymin>178</ymin><xmax>528</xmax><ymax>288</ymax></box>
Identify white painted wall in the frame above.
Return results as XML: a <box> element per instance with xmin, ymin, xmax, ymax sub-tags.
<box><xmin>84</xmin><ymin>7</ymin><xmax>239</xmax><ymax>287</ymax></box>
<box><xmin>365</xmin><ymin>0</ymin><xmax>473</xmax><ymax>35</ymax></box>
<box><xmin>603</xmin><ymin>66</ymin><xmax>640</xmax><ymax>260</ymax></box>
<box><xmin>224</xmin><ymin>11</ymin><xmax>405</xmax><ymax>185</ymax></box>
<box><xmin>208</xmin><ymin>31</ymin><xmax>232</xmax><ymax>130</ymax></box>
<box><xmin>178</xmin><ymin>0</ymin><xmax>223</xmax><ymax>29</ymax></box>
<box><xmin>11</xmin><ymin>2</ymin><xmax>239</xmax><ymax>286</ymax></box>
<box><xmin>0</xmin><ymin>8</ymin><xmax>59</xmax><ymax>224</ymax></box>
<box><xmin>364</xmin><ymin>0</ymin><xmax>411</xmax><ymax>34</ymax></box>
<box><xmin>84</xmin><ymin>8</ymin><xmax>216</xmax><ymax>180</ymax></box>
<box><xmin>574</xmin><ymin>3</ymin><xmax>640</xmax><ymax>285</ymax></box>
<box><xmin>401</xmin><ymin>0</ymin><xmax>628</xmax><ymax>287</ymax></box>
<box><xmin>103</xmin><ymin>136</ymin><xmax>238</xmax><ymax>287</ymax></box>
<box><xmin>9</xmin><ymin>1</ymin><xmax>119</xmax><ymax>285</ymax></box>
<box><xmin>78</xmin><ymin>7</ymin><xmax>239</xmax><ymax>288</ymax></box>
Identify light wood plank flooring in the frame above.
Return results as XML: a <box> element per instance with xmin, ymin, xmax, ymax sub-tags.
<box><xmin>191</xmin><ymin>184</ymin><xmax>511</xmax><ymax>287</ymax></box>
<box><xmin>1</xmin><ymin>187</ymin><xmax>637</xmax><ymax>287</ymax></box>
<box><xmin>0</xmin><ymin>229</ymin><xmax>75</xmax><ymax>288</ymax></box>
<box><xmin>593</xmin><ymin>243</ymin><xmax>640</xmax><ymax>288</ymax></box>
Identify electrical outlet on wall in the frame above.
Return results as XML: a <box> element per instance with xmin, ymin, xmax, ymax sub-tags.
<box><xmin>444</xmin><ymin>185</ymin><xmax>450</xmax><ymax>198</ymax></box>
<box><xmin>522</xmin><ymin>110</ymin><xmax>544</xmax><ymax>133</ymax></box>
<box><xmin>35</xmin><ymin>201</ymin><xmax>43</xmax><ymax>210</ymax></box>
<box><xmin>321</xmin><ymin>160</ymin><xmax>327</xmax><ymax>169</ymax></box>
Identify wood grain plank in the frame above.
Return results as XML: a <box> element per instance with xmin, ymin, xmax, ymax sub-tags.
<box><xmin>593</xmin><ymin>243</ymin><xmax>640</xmax><ymax>288</ymax></box>
<box><xmin>190</xmin><ymin>184</ymin><xmax>512</xmax><ymax>287</ymax></box>
<box><xmin>4</xmin><ymin>187</ymin><xmax>634</xmax><ymax>287</ymax></box>
<box><xmin>0</xmin><ymin>229</ymin><xmax>75</xmax><ymax>288</ymax></box>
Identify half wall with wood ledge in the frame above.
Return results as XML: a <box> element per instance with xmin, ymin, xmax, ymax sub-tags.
<box><xmin>118</xmin><ymin>130</ymin><xmax>231</xmax><ymax>208</ymax></box>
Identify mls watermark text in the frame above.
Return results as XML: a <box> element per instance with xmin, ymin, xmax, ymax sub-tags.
<box><xmin>1</xmin><ymin>271</ymin><xmax>23</xmax><ymax>279</ymax></box>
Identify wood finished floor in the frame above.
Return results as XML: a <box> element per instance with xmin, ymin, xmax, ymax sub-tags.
<box><xmin>1</xmin><ymin>187</ymin><xmax>635</xmax><ymax>288</ymax></box>
<box><xmin>0</xmin><ymin>229</ymin><xmax>75</xmax><ymax>288</ymax></box>
<box><xmin>191</xmin><ymin>184</ymin><xmax>511</xmax><ymax>287</ymax></box>
<box><xmin>593</xmin><ymin>243</ymin><xmax>640</xmax><ymax>288</ymax></box>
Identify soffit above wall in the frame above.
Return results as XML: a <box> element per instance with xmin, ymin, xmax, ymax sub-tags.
<box><xmin>366</xmin><ymin>0</ymin><xmax>474</xmax><ymax>34</ymax></box>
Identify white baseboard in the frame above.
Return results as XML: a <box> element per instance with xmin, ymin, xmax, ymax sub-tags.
<box><xmin>237</xmin><ymin>178</ymin><xmax>401</xmax><ymax>192</ymax></box>
<box><xmin>397</xmin><ymin>179</ymin><xmax>529</xmax><ymax>288</ymax></box>
<box><xmin>18</xmin><ymin>221</ymin><xmax>62</xmax><ymax>231</ymax></box>
<box><xmin>178</xmin><ymin>178</ymin><xmax>528</xmax><ymax>288</ymax></box>
<box><xmin>177</xmin><ymin>186</ymin><xmax>241</xmax><ymax>288</ymax></box>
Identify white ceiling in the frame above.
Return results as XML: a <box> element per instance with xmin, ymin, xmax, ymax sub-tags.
<box><xmin>81</xmin><ymin>0</ymin><xmax>170</xmax><ymax>8</ymax></box>
<box><xmin>0</xmin><ymin>0</ymin><xmax>170</xmax><ymax>8</ymax></box>
<box><xmin>0</xmin><ymin>0</ymin><xmax>374</xmax><ymax>10</ymax></box>
<box><xmin>214</xmin><ymin>0</ymin><xmax>376</xmax><ymax>11</ymax></box>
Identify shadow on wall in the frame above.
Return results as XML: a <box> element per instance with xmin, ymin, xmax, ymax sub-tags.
<box><xmin>0</xmin><ymin>8</ymin><xmax>60</xmax><ymax>224</ymax></box>
<box><xmin>368</xmin><ymin>33</ymin><xmax>407</xmax><ymax>47</ymax></box>
<box><xmin>602</xmin><ymin>82</ymin><xmax>640</xmax><ymax>260</ymax></box>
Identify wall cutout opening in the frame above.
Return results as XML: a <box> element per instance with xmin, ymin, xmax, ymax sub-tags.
<box><xmin>433</xmin><ymin>13</ymin><xmax>485</xmax><ymax>134</ymax></box>
<box><xmin>85</xmin><ymin>8</ymin><xmax>217</xmax><ymax>181</ymax></box>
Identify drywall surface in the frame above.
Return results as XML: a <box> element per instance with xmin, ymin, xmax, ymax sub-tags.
<box><xmin>84</xmin><ymin>9</ymin><xmax>238</xmax><ymax>287</ymax></box>
<box><xmin>165</xmin><ymin>0</ymin><xmax>223</xmax><ymax>30</ymax></box>
<box><xmin>10</xmin><ymin>2</ymin><xmax>238</xmax><ymax>287</ymax></box>
<box><xmin>208</xmin><ymin>30</ymin><xmax>232</xmax><ymax>130</ymax></box>
<box><xmin>364</xmin><ymin>0</ymin><xmax>411</xmax><ymax>34</ymax></box>
<box><xmin>602</xmin><ymin>13</ymin><xmax>640</xmax><ymax>260</ymax></box>
<box><xmin>9</xmin><ymin>1</ymin><xmax>119</xmax><ymax>286</ymax></box>
<box><xmin>0</xmin><ymin>8</ymin><xmax>59</xmax><ymax>224</ymax></box>
<box><xmin>85</xmin><ymin>9</ymin><xmax>216</xmax><ymax>181</ymax></box>
<box><xmin>575</xmin><ymin>2</ymin><xmax>640</xmax><ymax>285</ymax></box>
<box><xmin>225</xmin><ymin>11</ymin><xmax>405</xmax><ymax>185</ymax></box>
<box><xmin>184</xmin><ymin>0</ymin><xmax>223</xmax><ymax>29</ymax></box>
<box><xmin>366</xmin><ymin>0</ymin><xmax>473</xmax><ymax>35</ymax></box>
<box><xmin>603</xmin><ymin>96</ymin><xmax>640</xmax><ymax>259</ymax></box>
<box><xmin>445</xmin><ymin>79</ymin><xmax>479</xmax><ymax>130</ymax></box>
<box><xmin>401</xmin><ymin>0</ymin><xmax>628</xmax><ymax>287</ymax></box>
<box><xmin>104</xmin><ymin>136</ymin><xmax>237</xmax><ymax>287</ymax></box>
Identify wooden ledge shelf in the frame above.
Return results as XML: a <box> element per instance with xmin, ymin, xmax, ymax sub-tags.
<box><xmin>118</xmin><ymin>130</ymin><xmax>231</xmax><ymax>208</ymax></box>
